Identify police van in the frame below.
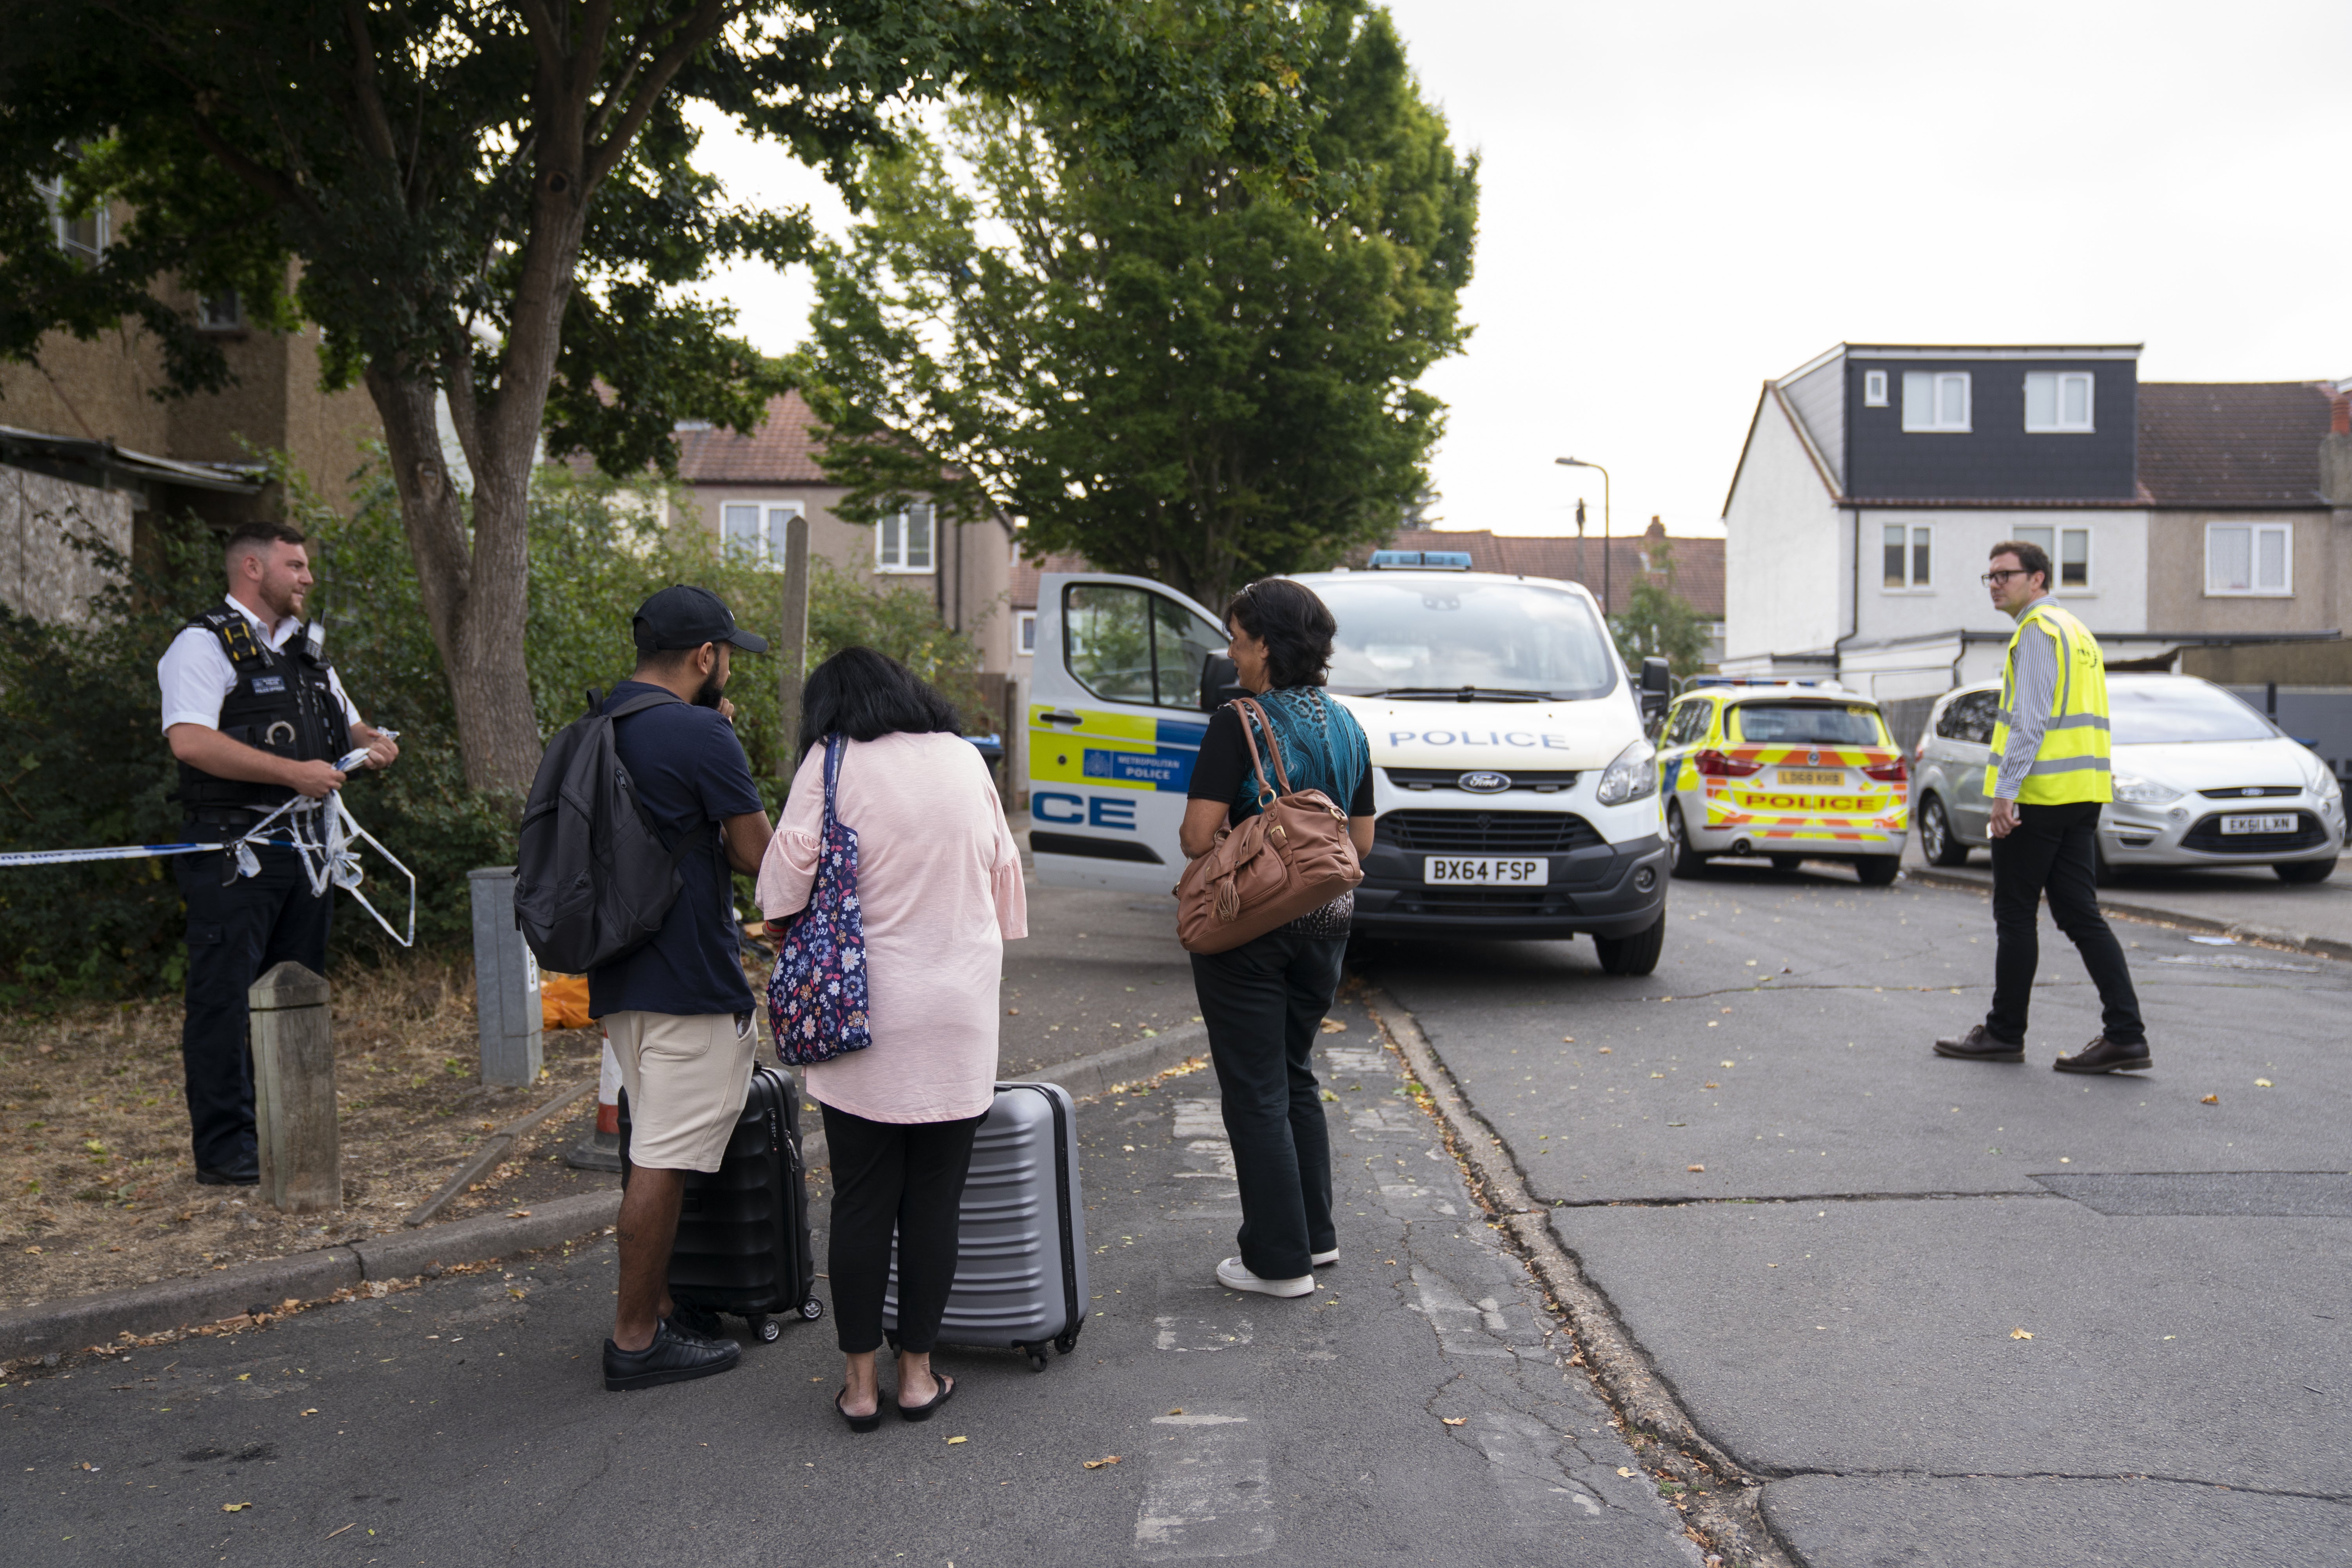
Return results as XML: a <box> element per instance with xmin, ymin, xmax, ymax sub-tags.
<box><xmin>1025</xmin><ymin>552</ymin><xmax>1673</xmax><ymax>973</ymax></box>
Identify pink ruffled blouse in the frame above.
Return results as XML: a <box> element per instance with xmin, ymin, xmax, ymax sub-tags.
<box><xmin>757</xmin><ymin>731</ymin><xmax>1027</xmax><ymax>1123</ymax></box>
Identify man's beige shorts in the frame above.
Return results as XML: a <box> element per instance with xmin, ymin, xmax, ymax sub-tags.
<box><xmin>604</xmin><ymin>1011</ymin><xmax>758</xmax><ymax>1173</ymax></box>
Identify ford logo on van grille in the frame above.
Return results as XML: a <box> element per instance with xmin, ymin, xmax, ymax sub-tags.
<box><xmin>1458</xmin><ymin>771</ymin><xmax>1511</xmax><ymax>793</ymax></box>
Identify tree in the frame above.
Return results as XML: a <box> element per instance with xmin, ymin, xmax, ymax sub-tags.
<box><xmin>799</xmin><ymin>2</ymin><xmax>1477</xmax><ymax>608</ymax></box>
<box><xmin>0</xmin><ymin>0</ymin><xmax>1319</xmax><ymax>791</ymax></box>
<box><xmin>1609</xmin><ymin>534</ymin><xmax>1713</xmax><ymax>681</ymax></box>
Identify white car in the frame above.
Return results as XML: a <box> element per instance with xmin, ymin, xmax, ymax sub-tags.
<box><xmin>1910</xmin><ymin>674</ymin><xmax>2346</xmax><ymax>882</ymax></box>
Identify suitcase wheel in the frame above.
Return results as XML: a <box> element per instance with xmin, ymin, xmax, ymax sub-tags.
<box><xmin>1022</xmin><ymin>1343</ymin><xmax>1049</xmax><ymax>1373</ymax></box>
<box><xmin>798</xmin><ymin>1298</ymin><xmax>825</xmax><ymax>1323</ymax></box>
<box><xmin>750</xmin><ymin>1314</ymin><xmax>781</xmax><ymax>1344</ymax></box>
<box><xmin>1054</xmin><ymin>1329</ymin><xmax>1080</xmax><ymax>1356</ymax></box>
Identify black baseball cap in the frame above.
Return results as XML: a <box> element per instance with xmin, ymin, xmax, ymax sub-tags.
<box><xmin>632</xmin><ymin>585</ymin><xmax>769</xmax><ymax>654</ymax></box>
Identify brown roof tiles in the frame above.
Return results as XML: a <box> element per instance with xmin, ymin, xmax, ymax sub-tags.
<box><xmin>2136</xmin><ymin>382</ymin><xmax>2333</xmax><ymax>506</ymax></box>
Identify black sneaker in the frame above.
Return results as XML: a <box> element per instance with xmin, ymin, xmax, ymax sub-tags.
<box><xmin>603</xmin><ymin>1318</ymin><xmax>741</xmax><ymax>1392</ymax></box>
<box><xmin>1933</xmin><ymin>1025</ymin><xmax>2024</xmax><ymax>1063</ymax></box>
<box><xmin>2053</xmin><ymin>1035</ymin><xmax>2152</xmax><ymax>1074</ymax></box>
<box><xmin>196</xmin><ymin>1167</ymin><xmax>260</xmax><ymax>1187</ymax></box>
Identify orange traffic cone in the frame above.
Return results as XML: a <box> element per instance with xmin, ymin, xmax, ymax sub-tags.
<box><xmin>566</xmin><ymin>1027</ymin><xmax>624</xmax><ymax>1172</ymax></box>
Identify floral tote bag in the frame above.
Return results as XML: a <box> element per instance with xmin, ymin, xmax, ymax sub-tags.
<box><xmin>766</xmin><ymin>734</ymin><xmax>873</xmax><ymax>1065</ymax></box>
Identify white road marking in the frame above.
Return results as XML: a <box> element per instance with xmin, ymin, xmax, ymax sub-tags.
<box><xmin>1134</xmin><ymin>1412</ymin><xmax>1276</xmax><ymax>1559</ymax></box>
<box><xmin>1154</xmin><ymin>1315</ymin><xmax>1254</xmax><ymax>1352</ymax></box>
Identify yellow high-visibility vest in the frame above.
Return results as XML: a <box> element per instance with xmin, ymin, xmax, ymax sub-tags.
<box><xmin>1984</xmin><ymin>600</ymin><xmax>2112</xmax><ymax>805</ymax></box>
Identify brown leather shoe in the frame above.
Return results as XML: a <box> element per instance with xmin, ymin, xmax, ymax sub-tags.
<box><xmin>2053</xmin><ymin>1035</ymin><xmax>2152</xmax><ymax>1074</ymax></box>
<box><xmin>1933</xmin><ymin>1025</ymin><xmax>2024</xmax><ymax>1063</ymax></box>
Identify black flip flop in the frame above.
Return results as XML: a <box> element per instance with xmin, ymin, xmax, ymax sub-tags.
<box><xmin>835</xmin><ymin>1388</ymin><xmax>882</xmax><ymax>1433</ymax></box>
<box><xmin>897</xmin><ymin>1373</ymin><xmax>956</xmax><ymax>1423</ymax></box>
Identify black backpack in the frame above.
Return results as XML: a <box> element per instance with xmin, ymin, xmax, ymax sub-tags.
<box><xmin>514</xmin><ymin>688</ymin><xmax>715</xmax><ymax>973</ymax></box>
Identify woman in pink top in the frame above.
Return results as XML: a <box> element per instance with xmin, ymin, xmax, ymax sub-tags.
<box><xmin>758</xmin><ymin>648</ymin><xmax>1027</xmax><ymax>1432</ymax></box>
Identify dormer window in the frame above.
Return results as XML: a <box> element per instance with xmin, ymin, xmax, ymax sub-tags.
<box><xmin>1863</xmin><ymin>370</ymin><xmax>1888</xmax><ymax>407</ymax></box>
<box><xmin>2023</xmin><ymin>371</ymin><xmax>2094</xmax><ymax>433</ymax></box>
<box><xmin>1901</xmin><ymin>372</ymin><xmax>1971</xmax><ymax>432</ymax></box>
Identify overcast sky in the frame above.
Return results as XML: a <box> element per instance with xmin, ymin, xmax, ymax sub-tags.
<box><xmin>689</xmin><ymin>1</ymin><xmax>2352</xmax><ymax>546</ymax></box>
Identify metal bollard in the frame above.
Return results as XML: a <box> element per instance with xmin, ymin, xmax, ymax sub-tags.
<box><xmin>249</xmin><ymin>961</ymin><xmax>339</xmax><ymax>1214</ymax></box>
<box><xmin>467</xmin><ymin>866</ymin><xmax>543</xmax><ymax>1087</ymax></box>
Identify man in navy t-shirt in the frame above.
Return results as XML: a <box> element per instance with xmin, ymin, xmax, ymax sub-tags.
<box><xmin>593</xmin><ymin>585</ymin><xmax>774</xmax><ymax>1392</ymax></box>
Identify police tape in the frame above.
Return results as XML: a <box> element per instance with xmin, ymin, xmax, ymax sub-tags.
<box><xmin>0</xmin><ymin>789</ymin><xmax>416</xmax><ymax>948</ymax></box>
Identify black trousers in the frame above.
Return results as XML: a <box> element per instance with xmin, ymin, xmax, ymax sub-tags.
<box><xmin>820</xmin><ymin>1102</ymin><xmax>982</xmax><ymax>1356</ymax></box>
<box><xmin>1986</xmin><ymin>799</ymin><xmax>2145</xmax><ymax>1047</ymax></box>
<box><xmin>175</xmin><ymin>831</ymin><xmax>333</xmax><ymax>1176</ymax></box>
<box><xmin>1190</xmin><ymin>926</ymin><xmax>1345</xmax><ymax>1281</ymax></box>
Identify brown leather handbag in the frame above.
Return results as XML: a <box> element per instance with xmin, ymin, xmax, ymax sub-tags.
<box><xmin>1175</xmin><ymin>697</ymin><xmax>1363</xmax><ymax>954</ymax></box>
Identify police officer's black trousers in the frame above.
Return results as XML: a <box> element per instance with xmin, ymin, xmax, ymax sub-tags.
<box><xmin>174</xmin><ymin>833</ymin><xmax>333</xmax><ymax>1176</ymax></box>
<box><xmin>1985</xmin><ymin>799</ymin><xmax>2145</xmax><ymax>1048</ymax></box>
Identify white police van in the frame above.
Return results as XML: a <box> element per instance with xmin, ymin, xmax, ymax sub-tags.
<box><xmin>1025</xmin><ymin>552</ymin><xmax>1673</xmax><ymax>973</ymax></box>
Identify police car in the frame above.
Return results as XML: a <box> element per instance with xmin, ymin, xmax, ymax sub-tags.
<box><xmin>1025</xmin><ymin>552</ymin><xmax>1674</xmax><ymax>973</ymax></box>
<box><xmin>1652</xmin><ymin>680</ymin><xmax>1909</xmax><ymax>884</ymax></box>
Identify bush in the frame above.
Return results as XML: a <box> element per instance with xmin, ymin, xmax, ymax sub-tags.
<box><xmin>0</xmin><ymin>459</ymin><xmax>988</xmax><ymax>1003</ymax></box>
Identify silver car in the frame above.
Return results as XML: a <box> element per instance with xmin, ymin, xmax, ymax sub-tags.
<box><xmin>1910</xmin><ymin>674</ymin><xmax>2346</xmax><ymax>882</ymax></box>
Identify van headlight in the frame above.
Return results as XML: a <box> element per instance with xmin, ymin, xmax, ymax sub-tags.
<box><xmin>2111</xmin><ymin>773</ymin><xmax>2182</xmax><ymax>806</ymax></box>
<box><xmin>1597</xmin><ymin>738</ymin><xmax>1659</xmax><ymax>806</ymax></box>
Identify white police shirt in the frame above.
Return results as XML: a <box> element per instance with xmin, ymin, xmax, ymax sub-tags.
<box><xmin>158</xmin><ymin>595</ymin><xmax>364</xmax><ymax>735</ymax></box>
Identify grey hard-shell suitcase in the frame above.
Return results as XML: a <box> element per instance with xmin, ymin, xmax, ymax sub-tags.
<box><xmin>884</xmin><ymin>1080</ymin><xmax>1088</xmax><ymax>1371</ymax></box>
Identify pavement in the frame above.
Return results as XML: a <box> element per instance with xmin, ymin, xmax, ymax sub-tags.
<box><xmin>0</xmin><ymin>991</ymin><xmax>1700</xmax><ymax>1567</ymax></box>
<box><xmin>1900</xmin><ymin>833</ymin><xmax>2352</xmax><ymax>958</ymax></box>
<box><xmin>1361</xmin><ymin>855</ymin><xmax>2352</xmax><ymax>1566</ymax></box>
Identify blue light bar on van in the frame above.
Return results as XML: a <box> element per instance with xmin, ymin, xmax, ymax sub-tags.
<box><xmin>1369</xmin><ymin>549</ymin><xmax>1472</xmax><ymax>570</ymax></box>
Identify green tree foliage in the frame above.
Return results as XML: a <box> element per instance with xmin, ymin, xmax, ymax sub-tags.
<box><xmin>0</xmin><ymin>0</ymin><xmax>1321</xmax><ymax>793</ymax></box>
<box><xmin>0</xmin><ymin>464</ymin><xmax>983</xmax><ymax>1003</ymax></box>
<box><xmin>1609</xmin><ymin>535</ymin><xmax>1714</xmax><ymax>681</ymax></box>
<box><xmin>799</xmin><ymin>2</ymin><xmax>1477</xmax><ymax>608</ymax></box>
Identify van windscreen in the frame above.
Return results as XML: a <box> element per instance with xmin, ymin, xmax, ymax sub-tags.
<box><xmin>1317</xmin><ymin>579</ymin><xmax>1618</xmax><ymax>700</ymax></box>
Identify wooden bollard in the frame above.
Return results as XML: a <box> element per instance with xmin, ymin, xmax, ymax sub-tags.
<box><xmin>249</xmin><ymin>961</ymin><xmax>340</xmax><ymax>1214</ymax></box>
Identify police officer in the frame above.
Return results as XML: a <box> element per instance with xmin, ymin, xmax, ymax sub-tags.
<box><xmin>157</xmin><ymin>520</ymin><xmax>399</xmax><ymax>1184</ymax></box>
<box><xmin>1935</xmin><ymin>540</ymin><xmax>2149</xmax><ymax>1074</ymax></box>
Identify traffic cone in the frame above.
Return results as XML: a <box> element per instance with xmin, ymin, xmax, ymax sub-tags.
<box><xmin>566</xmin><ymin>1027</ymin><xmax>624</xmax><ymax>1172</ymax></box>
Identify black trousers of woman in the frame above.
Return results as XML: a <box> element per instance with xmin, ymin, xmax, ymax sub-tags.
<box><xmin>1190</xmin><ymin>926</ymin><xmax>1346</xmax><ymax>1281</ymax></box>
<box><xmin>820</xmin><ymin>1103</ymin><xmax>983</xmax><ymax>1355</ymax></box>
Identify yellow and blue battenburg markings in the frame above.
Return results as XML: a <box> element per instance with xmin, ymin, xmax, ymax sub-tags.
<box><xmin>1029</xmin><ymin>706</ymin><xmax>1206</xmax><ymax>793</ymax></box>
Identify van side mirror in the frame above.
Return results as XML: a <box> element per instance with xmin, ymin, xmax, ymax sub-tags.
<box><xmin>1200</xmin><ymin>653</ymin><xmax>1246</xmax><ymax>712</ymax></box>
<box><xmin>1639</xmin><ymin>657</ymin><xmax>1671</xmax><ymax>721</ymax></box>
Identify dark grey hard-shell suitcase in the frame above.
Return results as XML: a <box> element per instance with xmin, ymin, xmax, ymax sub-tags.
<box><xmin>619</xmin><ymin>1061</ymin><xmax>822</xmax><ymax>1344</ymax></box>
<box><xmin>884</xmin><ymin>1080</ymin><xmax>1088</xmax><ymax>1371</ymax></box>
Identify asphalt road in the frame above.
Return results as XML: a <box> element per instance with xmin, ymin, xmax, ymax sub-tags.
<box><xmin>0</xmin><ymin>989</ymin><xmax>1694</xmax><ymax>1566</ymax></box>
<box><xmin>1361</xmin><ymin>857</ymin><xmax>2352</xmax><ymax>1566</ymax></box>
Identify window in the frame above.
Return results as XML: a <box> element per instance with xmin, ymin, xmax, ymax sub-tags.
<box><xmin>1862</xmin><ymin>370</ymin><xmax>1889</xmax><ymax>407</ymax></box>
<box><xmin>1666</xmin><ymin>700</ymin><xmax>1712</xmax><ymax>748</ymax></box>
<box><xmin>198</xmin><ymin>292</ymin><xmax>244</xmax><ymax>332</ymax></box>
<box><xmin>1901</xmin><ymin>371</ymin><xmax>1971</xmax><ymax>432</ymax></box>
<box><xmin>34</xmin><ymin>174</ymin><xmax>106</xmax><ymax>263</ymax></box>
<box><xmin>1731</xmin><ymin>703</ymin><xmax>1887</xmax><ymax>746</ymax></box>
<box><xmin>1935</xmin><ymin>690</ymin><xmax>1998</xmax><ymax>746</ymax></box>
<box><xmin>2024</xmin><ymin>371</ymin><xmax>2094</xmax><ymax>433</ymax></box>
<box><xmin>1015</xmin><ymin>610</ymin><xmax>1037</xmax><ymax>657</ymax></box>
<box><xmin>719</xmin><ymin>500</ymin><xmax>804</xmax><ymax>566</ymax></box>
<box><xmin>876</xmin><ymin>505</ymin><xmax>935</xmax><ymax>572</ymax></box>
<box><xmin>1882</xmin><ymin>523</ymin><xmax>1932</xmax><ymax>589</ymax></box>
<box><xmin>1062</xmin><ymin>584</ymin><xmax>1227</xmax><ymax>710</ymax></box>
<box><xmin>2205</xmin><ymin>522</ymin><xmax>2291</xmax><ymax>596</ymax></box>
<box><xmin>2011</xmin><ymin>525</ymin><xmax>2092</xmax><ymax>590</ymax></box>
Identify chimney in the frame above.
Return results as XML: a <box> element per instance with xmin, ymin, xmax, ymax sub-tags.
<box><xmin>2323</xmin><ymin>390</ymin><xmax>2352</xmax><ymax>507</ymax></box>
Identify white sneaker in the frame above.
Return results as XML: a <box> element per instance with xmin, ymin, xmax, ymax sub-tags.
<box><xmin>1216</xmin><ymin>1256</ymin><xmax>1316</xmax><ymax>1298</ymax></box>
<box><xmin>1310</xmin><ymin>1248</ymin><xmax>1339</xmax><ymax>1267</ymax></box>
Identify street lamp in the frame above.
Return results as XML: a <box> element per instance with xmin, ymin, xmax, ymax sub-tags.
<box><xmin>1555</xmin><ymin>456</ymin><xmax>1610</xmax><ymax>618</ymax></box>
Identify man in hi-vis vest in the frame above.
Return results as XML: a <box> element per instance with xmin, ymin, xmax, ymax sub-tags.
<box><xmin>1935</xmin><ymin>540</ymin><xmax>2149</xmax><ymax>1074</ymax></box>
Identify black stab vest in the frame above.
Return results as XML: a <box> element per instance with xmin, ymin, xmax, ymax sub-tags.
<box><xmin>173</xmin><ymin>609</ymin><xmax>353</xmax><ymax>810</ymax></box>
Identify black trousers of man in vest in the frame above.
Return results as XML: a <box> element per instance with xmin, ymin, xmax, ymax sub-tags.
<box><xmin>174</xmin><ymin>821</ymin><xmax>333</xmax><ymax>1179</ymax></box>
<box><xmin>1985</xmin><ymin>799</ymin><xmax>2145</xmax><ymax>1048</ymax></box>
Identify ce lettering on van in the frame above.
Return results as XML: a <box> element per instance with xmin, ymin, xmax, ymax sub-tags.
<box><xmin>1032</xmin><ymin>792</ymin><xmax>1138</xmax><ymax>830</ymax></box>
<box><xmin>1387</xmin><ymin>730</ymin><xmax>1575</xmax><ymax>750</ymax></box>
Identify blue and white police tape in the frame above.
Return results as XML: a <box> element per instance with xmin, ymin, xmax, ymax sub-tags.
<box><xmin>0</xmin><ymin>782</ymin><xmax>417</xmax><ymax>948</ymax></box>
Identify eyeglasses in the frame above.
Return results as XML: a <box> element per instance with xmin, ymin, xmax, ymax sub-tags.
<box><xmin>1980</xmin><ymin>569</ymin><xmax>2028</xmax><ymax>586</ymax></box>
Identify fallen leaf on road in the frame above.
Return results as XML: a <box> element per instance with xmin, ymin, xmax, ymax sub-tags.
<box><xmin>1720</xmin><ymin>1061</ymin><xmax>1736</xmax><ymax>1069</ymax></box>
<box><xmin>1083</xmin><ymin>1456</ymin><xmax>1123</xmax><ymax>1469</ymax></box>
<box><xmin>508</xmin><ymin>1210</ymin><xmax>532</xmax><ymax>1219</ymax></box>
<box><xmin>222</xmin><ymin>1503</ymin><xmax>250</xmax><ymax>1512</ymax></box>
<box><xmin>1704</xmin><ymin>1083</ymin><xmax>1720</xmax><ymax>1090</ymax></box>
<box><xmin>1168</xmin><ymin>1408</ymin><xmax>1183</xmax><ymax>1416</ymax></box>
<box><xmin>299</xmin><ymin>1408</ymin><xmax>318</xmax><ymax>1416</ymax></box>
<box><xmin>325</xmin><ymin>1524</ymin><xmax>355</xmax><ymax>1539</ymax></box>
<box><xmin>1006</xmin><ymin>1007</ymin><xmax>1018</xmax><ymax>1016</ymax></box>
<box><xmin>235</xmin><ymin>1373</ymin><xmax>250</xmax><ymax>1382</ymax></box>
<box><xmin>1597</xmin><ymin>1047</ymin><xmax>1611</xmax><ymax>1054</ymax></box>
<box><xmin>2201</xmin><ymin>1095</ymin><xmax>2219</xmax><ymax>1105</ymax></box>
<box><xmin>77</xmin><ymin>1461</ymin><xmax>96</xmax><ymax>1471</ymax></box>
<box><xmin>2255</xmin><ymin>1079</ymin><xmax>2273</xmax><ymax>1088</ymax></box>
<box><xmin>1618</xmin><ymin>1467</ymin><xmax>1635</xmax><ymax>1478</ymax></box>
<box><xmin>1561</xmin><ymin>1035</ymin><xmax>1575</xmax><ymax>1043</ymax></box>
<box><xmin>1320</xmin><ymin>1019</ymin><xmax>1346</xmax><ymax>1034</ymax></box>
<box><xmin>1441</xmin><ymin>1417</ymin><xmax>1466</xmax><ymax>1426</ymax></box>
<box><xmin>1687</xmin><ymin>1165</ymin><xmax>1706</xmax><ymax>1173</ymax></box>
<box><xmin>946</xmin><ymin>1436</ymin><xmax>968</xmax><ymax>1445</ymax></box>
<box><xmin>1319</xmin><ymin>1090</ymin><xmax>1337</xmax><ymax>1102</ymax></box>
<box><xmin>2011</xmin><ymin>1328</ymin><xmax>2034</xmax><ymax>1340</ymax></box>
<box><xmin>1651</xmin><ymin>1072</ymin><xmax>1666</xmax><ymax>1078</ymax></box>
